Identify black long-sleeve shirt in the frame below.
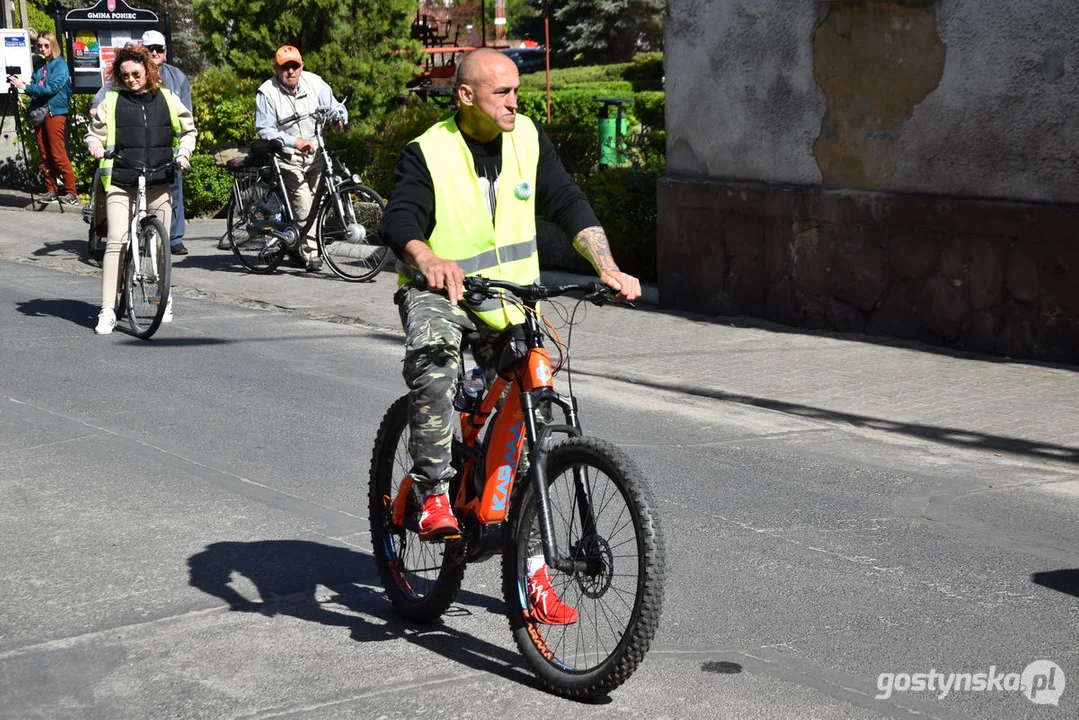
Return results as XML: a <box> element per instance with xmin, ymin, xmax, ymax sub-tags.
<box><xmin>380</xmin><ymin>116</ymin><xmax>599</xmax><ymax>259</ymax></box>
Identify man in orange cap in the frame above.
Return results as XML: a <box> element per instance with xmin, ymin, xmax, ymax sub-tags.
<box><xmin>254</xmin><ymin>45</ymin><xmax>348</xmax><ymax>272</ymax></box>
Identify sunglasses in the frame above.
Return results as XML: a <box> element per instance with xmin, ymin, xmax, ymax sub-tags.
<box><xmin>121</xmin><ymin>70</ymin><xmax>145</xmax><ymax>80</ymax></box>
<box><xmin>147</xmin><ymin>45</ymin><xmax>166</xmax><ymax>54</ymax></box>
<box><xmin>279</xmin><ymin>62</ymin><xmax>301</xmax><ymax>72</ymax></box>
<box><xmin>37</xmin><ymin>42</ymin><xmax>50</xmax><ymax>48</ymax></box>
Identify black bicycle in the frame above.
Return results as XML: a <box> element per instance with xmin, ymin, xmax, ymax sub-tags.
<box><xmin>82</xmin><ymin>167</ymin><xmax>106</xmax><ymax>265</ymax></box>
<box><xmin>224</xmin><ymin>105</ymin><xmax>389</xmax><ymax>282</ymax></box>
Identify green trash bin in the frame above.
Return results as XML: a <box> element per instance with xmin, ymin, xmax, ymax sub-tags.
<box><xmin>596</xmin><ymin>97</ymin><xmax>632</xmax><ymax>166</ymax></box>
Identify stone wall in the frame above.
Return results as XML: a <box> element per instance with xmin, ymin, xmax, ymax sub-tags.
<box><xmin>658</xmin><ymin>178</ymin><xmax>1079</xmax><ymax>365</ymax></box>
<box><xmin>660</xmin><ymin>1</ymin><xmax>1079</xmax><ymax>363</ymax></box>
<box><xmin>664</xmin><ymin>0</ymin><xmax>1079</xmax><ymax>202</ymax></box>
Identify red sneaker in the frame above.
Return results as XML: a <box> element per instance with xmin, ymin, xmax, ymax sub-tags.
<box><xmin>527</xmin><ymin>564</ymin><xmax>578</xmax><ymax>625</ymax></box>
<box><xmin>418</xmin><ymin>492</ymin><xmax>460</xmax><ymax>541</ymax></box>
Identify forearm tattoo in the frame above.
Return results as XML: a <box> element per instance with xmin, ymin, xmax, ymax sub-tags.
<box><xmin>572</xmin><ymin>226</ymin><xmax>620</xmax><ymax>274</ymax></box>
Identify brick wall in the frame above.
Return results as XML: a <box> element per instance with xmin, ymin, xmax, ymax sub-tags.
<box><xmin>658</xmin><ymin>177</ymin><xmax>1079</xmax><ymax>365</ymax></box>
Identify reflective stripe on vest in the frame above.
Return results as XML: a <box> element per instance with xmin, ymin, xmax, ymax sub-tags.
<box><xmin>403</xmin><ymin>116</ymin><xmax>541</xmax><ymax>329</ymax></box>
<box><xmin>99</xmin><ymin>87</ymin><xmax>182</xmax><ymax>191</ymax></box>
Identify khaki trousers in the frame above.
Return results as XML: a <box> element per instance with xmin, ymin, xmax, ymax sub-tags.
<box><xmin>99</xmin><ymin>184</ymin><xmax>171</xmax><ymax>309</ymax></box>
<box><xmin>278</xmin><ymin>154</ymin><xmax>324</xmax><ymax>263</ymax></box>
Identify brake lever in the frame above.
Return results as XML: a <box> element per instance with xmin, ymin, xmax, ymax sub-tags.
<box><xmin>583</xmin><ymin>282</ymin><xmax>614</xmax><ymax>306</ymax></box>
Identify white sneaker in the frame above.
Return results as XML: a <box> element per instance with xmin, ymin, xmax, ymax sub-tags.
<box><xmin>94</xmin><ymin>308</ymin><xmax>116</xmax><ymax>335</ymax></box>
<box><xmin>162</xmin><ymin>295</ymin><xmax>173</xmax><ymax>323</ymax></box>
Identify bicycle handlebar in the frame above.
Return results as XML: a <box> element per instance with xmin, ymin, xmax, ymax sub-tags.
<box><xmin>276</xmin><ymin>102</ymin><xmax>348</xmax><ymax>129</ymax></box>
<box><xmin>102</xmin><ymin>150</ymin><xmax>179</xmax><ymax>175</ymax></box>
<box><xmin>405</xmin><ymin>274</ymin><xmax>624</xmax><ymax>308</ymax></box>
<box><xmin>458</xmin><ymin>276</ymin><xmax>616</xmax><ymax>306</ymax></box>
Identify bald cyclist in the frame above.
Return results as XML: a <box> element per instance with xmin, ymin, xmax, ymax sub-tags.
<box><xmin>380</xmin><ymin>48</ymin><xmax>641</xmax><ymax>625</ymax></box>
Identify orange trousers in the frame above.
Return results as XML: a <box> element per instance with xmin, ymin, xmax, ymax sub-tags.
<box><xmin>32</xmin><ymin>112</ymin><xmax>77</xmax><ymax>197</ymax></box>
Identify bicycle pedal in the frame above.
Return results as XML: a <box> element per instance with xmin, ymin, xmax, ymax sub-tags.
<box><xmin>420</xmin><ymin>530</ymin><xmax>461</xmax><ymax>543</ymax></box>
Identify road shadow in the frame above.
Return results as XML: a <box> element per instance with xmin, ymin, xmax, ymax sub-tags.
<box><xmin>1031</xmin><ymin>569</ymin><xmax>1079</xmax><ymax>599</ymax></box>
<box><xmin>30</xmin><ymin>238</ymin><xmax>98</xmax><ymax>266</ymax></box>
<box><xmin>626</xmin><ymin>300</ymin><xmax>1079</xmax><ymax>373</ymax></box>
<box><xmin>15</xmin><ymin>298</ymin><xmax>231</xmax><ymax>344</ymax></box>
<box><xmin>586</xmin><ymin>370</ymin><xmax>1079</xmax><ymax>465</ymax></box>
<box><xmin>16</xmin><ymin>297</ymin><xmax>98</xmax><ymax>328</ymax></box>
<box><xmin>171</xmin><ymin>251</ymin><xmax>249</xmax><ymax>274</ymax></box>
<box><xmin>187</xmin><ymin>540</ymin><xmax>540</xmax><ymax>691</ymax></box>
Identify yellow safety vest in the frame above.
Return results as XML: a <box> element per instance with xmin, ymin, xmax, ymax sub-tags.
<box><xmin>99</xmin><ymin>87</ymin><xmax>182</xmax><ymax>191</ymax></box>
<box><xmin>403</xmin><ymin>116</ymin><xmax>541</xmax><ymax>329</ymax></box>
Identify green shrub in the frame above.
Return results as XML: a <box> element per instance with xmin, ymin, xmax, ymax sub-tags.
<box><xmin>353</xmin><ymin>97</ymin><xmax>454</xmax><ymax>196</ymax></box>
<box><xmin>183</xmin><ymin>153</ymin><xmax>232</xmax><ymax>218</ymax></box>
<box><xmin>623</xmin><ymin>52</ymin><xmax>665</xmax><ymax>91</ymax></box>
<box><xmin>190</xmin><ymin>66</ymin><xmax>260</xmax><ymax>153</ymax></box>
<box><xmin>518</xmin><ymin>53</ymin><xmax>663</xmax><ymax>92</ymax></box>
<box><xmin>544</xmin><ymin>123</ymin><xmax>601</xmax><ymax>178</ymax></box>
<box><xmin>520</xmin><ymin>88</ymin><xmax>640</xmax><ymax>129</ymax></box>
<box><xmin>578</xmin><ymin>166</ymin><xmax>661</xmax><ymax>283</ymax></box>
<box><xmin>67</xmin><ymin>95</ymin><xmax>95</xmax><ymax>193</ymax></box>
<box><xmin>633</xmin><ymin>91</ymin><xmax>665</xmax><ymax>132</ymax></box>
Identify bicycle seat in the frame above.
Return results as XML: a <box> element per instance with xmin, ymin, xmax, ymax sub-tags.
<box><xmin>250</xmin><ymin>138</ymin><xmax>283</xmax><ymax>155</ymax></box>
<box><xmin>238</xmin><ymin>138</ymin><xmax>284</xmax><ymax>166</ymax></box>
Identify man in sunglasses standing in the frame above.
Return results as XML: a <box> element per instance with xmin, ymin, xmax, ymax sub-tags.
<box><xmin>89</xmin><ymin>30</ymin><xmax>192</xmax><ymax>256</ymax></box>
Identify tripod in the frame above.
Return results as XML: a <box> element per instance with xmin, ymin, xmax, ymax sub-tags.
<box><xmin>1</xmin><ymin>84</ymin><xmax>58</xmax><ymax>211</ymax></box>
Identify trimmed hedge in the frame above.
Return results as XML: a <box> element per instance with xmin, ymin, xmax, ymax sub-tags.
<box><xmin>183</xmin><ymin>153</ymin><xmax>233</xmax><ymax>218</ymax></box>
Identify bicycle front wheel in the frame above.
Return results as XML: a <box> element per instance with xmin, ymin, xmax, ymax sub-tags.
<box><xmin>368</xmin><ymin>394</ymin><xmax>465</xmax><ymax>623</ymax></box>
<box><xmin>227</xmin><ymin>179</ymin><xmax>285</xmax><ymax>274</ymax></box>
<box><xmin>502</xmin><ymin>436</ymin><xmax>665</xmax><ymax>698</ymax></box>
<box><xmin>124</xmin><ymin>217</ymin><xmax>171</xmax><ymax>339</ymax></box>
<box><xmin>317</xmin><ymin>183</ymin><xmax>389</xmax><ymax>282</ymax></box>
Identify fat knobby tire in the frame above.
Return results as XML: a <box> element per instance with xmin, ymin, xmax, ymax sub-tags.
<box><xmin>502</xmin><ymin>435</ymin><xmax>666</xmax><ymax>698</ymax></box>
<box><xmin>368</xmin><ymin>394</ymin><xmax>465</xmax><ymax>623</ymax></box>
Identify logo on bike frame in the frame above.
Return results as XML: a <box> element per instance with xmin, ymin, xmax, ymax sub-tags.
<box><xmin>491</xmin><ymin>420</ymin><xmax>525</xmax><ymax>512</ymax></box>
<box><xmin>534</xmin><ymin>359</ymin><xmax>552</xmax><ymax>384</ymax></box>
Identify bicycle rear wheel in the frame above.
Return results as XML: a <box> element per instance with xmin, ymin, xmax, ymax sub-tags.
<box><xmin>502</xmin><ymin>436</ymin><xmax>665</xmax><ymax>698</ymax></box>
<box><xmin>317</xmin><ymin>183</ymin><xmax>389</xmax><ymax>282</ymax></box>
<box><xmin>86</xmin><ymin>223</ymin><xmax>105</xmax><ymax>265</ymax></box>
<box><xmin>124</xmin><ymin>217</ymin><xmax>171</xmax><ymax>339</ymax></box>
<box><xmin>227</xmin><ymin>178</ymin><xmax>286</xmax><ymax>274</ymax></box>
<box><xmin>368</xmin><ymin>394</ymin><xmax>465</xmax><ymax>623</ymax></box>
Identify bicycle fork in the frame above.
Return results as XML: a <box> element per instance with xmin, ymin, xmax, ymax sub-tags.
<box><xmin>127</xmin><ymin>176</ymin><xmax>155</xmax><ymax>282</ymax></box>
<box><xmin>520</xmin><ymin>389</ymin><xmax>598</xmax><ymax>576</ymax></box>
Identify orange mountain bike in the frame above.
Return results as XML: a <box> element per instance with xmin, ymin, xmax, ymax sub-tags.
<box><xmin>369</xmin><ymin>276</ymin><xmax>665</xmax><ymax>698</ymax></box>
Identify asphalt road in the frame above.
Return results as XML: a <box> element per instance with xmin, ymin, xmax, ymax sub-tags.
<box><xmin>1</xmin><ymin>256</ymin><xmax>1076</xmax><ymax>719</ymax></box>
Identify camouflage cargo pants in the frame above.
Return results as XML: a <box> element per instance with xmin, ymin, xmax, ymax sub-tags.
<box><xmin>396</xmin><ymin>285</ymin><xmax>501</xmax><ymax>496</ymax></box>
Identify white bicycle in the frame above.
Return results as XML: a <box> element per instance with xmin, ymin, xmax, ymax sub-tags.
<box><xmin>103</xmin><ymin>151</ymin><xmax>175</xmax><ymax>339</ymax></box>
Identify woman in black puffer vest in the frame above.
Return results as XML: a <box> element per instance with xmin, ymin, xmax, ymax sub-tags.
<box><xmin>85</xmin><ymin>44</ymin><xmax>196</xmax><ymax>335</ymax></box>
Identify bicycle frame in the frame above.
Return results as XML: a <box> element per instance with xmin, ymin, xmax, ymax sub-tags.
<box><xmin>126</xmin><ymin>171</ymin><xmax>154</xmax><ymax>280</ymax></box>
<box><xmin>259</xmin><ymin>109</ymin><xmax>361</xmax><ymax>240</ymax></box>
<box><xmin>108</xmin><ymin>154</ymin><xmax>174</xmax><ymax>282</ymax></box>
<box><xmin>392</xmin><ymin>293</ymin><xmax>596</xmax><ymax>575</ymax></box>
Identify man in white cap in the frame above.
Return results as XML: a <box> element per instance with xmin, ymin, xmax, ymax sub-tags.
<box><xmin>90</xmin><ymin>29</ymin><xmax>192</xmax><ymax>255</ymax></box>
<box><xmin>253</xmin><ymin>44</ymin><xmax>347</xmax><ymax>272</ymax></box>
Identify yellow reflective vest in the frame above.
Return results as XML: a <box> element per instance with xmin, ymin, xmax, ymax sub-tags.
<box><xmin>98</xmin><ymin>87</ymin><xmax>182</xmax><ymax>192</ymax></box>
<box><xmin>404</xmin><ymin>116</ymin><xmax>541</xmax><ymax>329</ymax></box>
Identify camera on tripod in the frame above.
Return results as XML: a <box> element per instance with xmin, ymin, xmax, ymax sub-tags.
<box><xmin>5</xmin><ymin>66</ymin><xmax>20</xmax><ymax>86</ymax></box>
